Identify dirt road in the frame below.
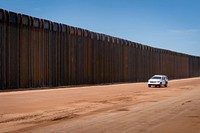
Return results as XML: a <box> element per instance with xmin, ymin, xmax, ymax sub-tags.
<box><xmin>0</xmin><ymin>78</ymin><xmax>200</xmax><ymax>133</ymax></box>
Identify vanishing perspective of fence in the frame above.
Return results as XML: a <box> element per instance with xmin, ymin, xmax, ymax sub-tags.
<box><xmin>0</xmin><ymin>9</ymin><xmax>200</xmax><ymax>89</ymax></box>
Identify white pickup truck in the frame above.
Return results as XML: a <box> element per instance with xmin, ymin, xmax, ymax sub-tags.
<box><xmin>148</xmin><ymin>75</ymin><xmax>168</xmax><ymax>88</ymax></box>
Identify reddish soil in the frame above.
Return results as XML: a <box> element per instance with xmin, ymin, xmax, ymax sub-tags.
<box><xmin>0</xmin><ymin>77</ymin><xmax>200</xmax><ymax>133</ymax></box>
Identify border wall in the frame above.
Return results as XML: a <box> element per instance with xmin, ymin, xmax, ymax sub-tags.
<box><xmin>0</xmin><ymin>9</ymin><xmax>200</xmax><ymax>89</ymax></box>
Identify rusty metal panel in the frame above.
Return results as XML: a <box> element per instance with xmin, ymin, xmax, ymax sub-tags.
<box><xmin>132</xmin><ymin>42</ymin><xmax>138</xmax><ymax>82</ymax></box>
<box><xmin>174</xmin><ymin>52</ymin><xmax>178</xmax><ymax>79</ymax></box>
<box><xmin>28</xmin><ymin>17</ymin><xmax>34</xmax><ymax>87</ymax></box>
<box><xmin>98</xmin><ymin>34</ymin><xmax>104</xmax><ymax>83</ymax></box>
<box><xmin>112</xmin><ymin>37</ymin><xmax>116</xmax><ymax>82</ymax></box>
<box><xmin>38</xmin><ymin>20</ymin><xmax>45</xmax><ymax>87</ymax></box>
<box><xmin>93</xmin><ymin>32</ymin><xmax>98</xmax><ymax>84</ymax></box>
<box><xmin>73</xmin><ymin>27</ymin><xmax>78</xmax><ymax>85</ymax></box>
<box><xmin>48</xmin><ymin>22</ymin><xmax>53</xmax><ymax>86</ymax></box>
<box><xmin>30</xmin><ymin>17</ymin><xmax>41</xmax><ymax>87</ymax></box>
<box><xmin>51</xmin><ymin>22</ymin><xmax>58</xmax><ymax>86</ymax></box>
<box><xmin>110</xmin><ymin>36</ymin><xmax>113</xmax><ymax>83</ymax></box>
<box><xmin>123</xmin><ymin>40</ymin><xmax>129</xmax><ymax>82</ymax></box>
<box><xmin>0</xmin><ymin>9</ymin><xmax>5</xmax><ymax>22</ymax></box>
<box><xmin>168</xmin><ymin>51</ymin><xmax>172</xmax><ymax>77</ymax></box>
<box><xmin>60</xmin><ymin>24</ymin><xmax>69</xmax><ymax>86</ymax></box>
<box><xmin>103</xmin><ymin>35</ymin><xmax>108</xmax><ymax>83</ymax></box>
<box><xmin>75</xmin><ymin>28</ymin><xmax>79</xmax><ymax>85</ymax></box>
<box><xmin>96</xmin><ymin>33</ymin><xmax>100</xmax><ymax>83</ymax></box>
<box><xmin>149</xmin><ymin>47</ymin><xmax>153</xmax><ymax>79</ymax></box>
<box><xmin>106</xmin><ymin>35</ymin><xmax>110</xmax><ymax>83</ymax></box>
<box><xmin>134</xmin><ymin>42</ymin><xmax>138</xmax><ymax>82</ymax></box>
<box><xmin>136</xmin><ymin>44</ymin><xmax>141</xmax><ymax>82</ymax></box>
<box><xmin>68</xmin><ymin>26</ymin><xmax>76</xmax><ymax>84</ymax></box>
<box><xmin>112</xmin><ymin>37</ymin><xmax>117</xmax><ymax>82</ymax></box>
<box><xmin>0</xmin><ymin>9</ymin><xmax>7</xmax><ymax>89</ymax></box>
<box><xmin>6</xmin><ymin>12</ymin><xmax>20</xmax><ymax>89</ymax></box>
<box><xmin>119</xmin><ymin>39</ymin><xmax>122</xmax><ymax>82</ymax></box>
<box><xmin>108</xmin><ymin>36</ymin><xmax>111</xmax><ymax>83</ymax></box>
<box><xmin>115</xmin><ymin>40</ymin><xmax>119</xmax><ymax>82</ymax></box>
<box><xmin>51</xmin><ymin>22</ymin><xmax>59</xmax><ymax>86</ymax></box>
<box><xmin>130</xmin><ymin>42</ymin><xmax>135</xmax><ymax>82</ymax></box>
<box><xmin>118</xmin><ymin>39</ymin><xmax>123</xmax><ymax>82</ymax></box>
<box><xmin>43</xmin><ymin>20</ymin><xmax>50</xmax><ymax>86</ymax></box>
<box><xmin>90</xmin><ymin>32</ymin><xmax>96</xmax><ymax>84</ymax></box>
<box><xmin>107</xmin><ymin>36</ymin><xmax>112</xmax><ymax>83</ymax></box>
<box><xmin>111</xmin><ymin>37</ymin><xmax>115</xmax><ymax>83</ymax></box>
<box><xmin>144</xmin><ymin>46</ymin><xmax>150</xmax><ymax>80</ymax></box>
<box><xmin>87</xmin><ymin>30</ymin><xmax>92</xmax><ymax>84</ymax></box>
<box><xmin>83</xmin><ymin>30</ymin><xmax>89</xmax><ymax>84</ymax></box>
<box><xmin>95</xmin><ymin>33</ymin><xmax>100</xmax><ymax>83</ymax></box>
<box><xmin>19</xmin><ymin>14</ymin><xmax>30</xmax><ymax>88</ymax></box>
<box><xmin>169</xmin><ymin>52</ymin><xmax>173</xmax><ymax>78</ymax></box>
<box><xmin>101</xmin><ymin>34</ymin><xmax>106</xmax><ymax>83</ymax></box>
<box><xmin>198</xmin><ymin>57</ymin><xmax>200</xmax><ymax>76</ymax></box>
<box><xmin>131</xmin><ymin>42</ymin><xmax>135</xmax><ymax>82</ymax></box>
<box><xmin>171</xmin><ymin>52</ymin><xmax>175</xmax><ymax>79</ymax></box>
<box><xmin>140</xmin><ymin>44</ymin><xmax>145</xmax><ymax>81</ymax></box>
<box><xmin>76</xmin><ymin>28</ymin><xmax>84</xmax><ymax>84</ymax></box>
<box><xmin>115</xmin><ymin>38</ymin><xmax>121</xmax><ymax>82</ymax></box>
<box><xmin>119</xmin><ymin>39</ymin><xmax>124</xmax><ymax>82</ymax></box>
<box><xmin>97</xmin><ymin>33</ymin><xmax>101</xmax><ymax>83</ymax></box>
<box><xmin>199</xmin><ymin>57</ymin><xmax>200</xmax><ymax>76</ymax></box>
<box><xmin>121</xmin><ymin>40</ymin><xmax>125</xmax><ymax>82</ymax></box>
<box><xmin>79</xmin><ymin>29</ymin><xmax>84</xmax><ymax>84</ymax></box>
<box><xmin>99</xmin><ymin>34</ymin><xmax>104</xmax><ymax>83</ymax></box>
<box><xmin>128</xmin><ymin>42</ymin><xmax>132</xmax><ymax>82</ymax></box>
<box><xmin>57</xmin><ymin>24</ymin><xmax>62</xmax><ymax>86</ymax></box>
<box><xmin>127</xmin><ymin>41</ymin><xmax>131</xmax><ymax>82</ymax></box>
<box><xmin>142</xmin><ymin>45</ymin><xmax>146</xmax><ymax>81</ymax></box>
<box><xmin>185</xmin><ymin>54</ymin><xmax>189</xmax><ymax>77</ymax></box>
<box><xmin>143</xmin><ymin>46</ymin><xmax>147</xmax><ymax>81</ymax></box>
<box><xmin>190</xmin><ymin>56</ymin><xmax>194</xmax><ymax>77</ymax></box>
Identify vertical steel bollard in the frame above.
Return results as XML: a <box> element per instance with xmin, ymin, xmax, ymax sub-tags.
<box><xmin>51</xmin><ymin>22</ymin><xmax>59</xmax><ymax>86</ymax></box>
<box><xmin>112</xmin><ymin>37</ymin><xmax>117</xmax><ymax>82</ymax></box>
<box><xmin>83</xmin><ymin>30</ymin><xmax>88</xmax><ymax>84</ymax></box>
<box><xmin>76</xmin><ymin>28</ymin><xmax>80</xmax><ymax>84</ymax></box>
<box><xmin>87</xmin><ymin>31</ymin><xmax>92</xmax><ymax>84</ymax></box>
<box><xmin>69</xmin><ymin>26</ymin><xmax>75</xmax><ymax>85</ymax></box>
<box><xmin>102</xmin><ymin>34</ymin><xmax>106</xmax><ymax>83</ymax></box>
<box><xmin>0</xmin><ymin>9</ymin><xmax>7</xmax><ymax>89</ymax></box>
<box><xmin>107</xmin><ymin>36</ymin><xmax>111</xmax><ymax>83</ymax></box>
<box><xmin>30</xmin><ymin>17</ymin><xmax>41</xmax><ymax>87</ymax></box>
<box><xmin>77</xmin><ymin>28</ymin><xmax>84</xmax><ymax>84</ymax></box>
<box><xmin>83</xmin><ymin>30</ymin><xmax>89</xmax><ymax>84</ymax></box>
<box><xmin>89</xmin><ymin>32</ymin><xmax>94</xmax><ymax>84</ymax></box>
<box><xmin>6</xmin><ymin>11</ymin><xmax>20</xmax><ymax>89</ymax></box>
<box><xmin>60</xmin><ymin>24</ymin><xmax>68</xmax><ymax>86</ymax></box>
<box><xmin>19</xmin><ymin>14</ymin><xmax>30</xmax><ymax>88</ymax></box>
<box><xmin>116</xmin><ymin>39</ymin><xmax>120</xmax><ymax>82</ymax></box>
<box><xmin>57</xmin><ymin>24</ymin><xmax>62</xmax><ymax>86</ymax></box>
<box><xmin>99</xmin><ymin>34</ymin><xmax>103</xmax><ymax>83</ymax></box>
<box><xmin>43</xmin><ymin>20</ymin><xmax>51</xmax><ymax>86</ymax></box>
<box><xmin>38</xmin><ymin>19</ymin><xmax>44</xmax><ymax>87</ymax></box>
<box><xmin>96</xmin><ymin>33</ymin><xmax>100</xmax><ymax>84</ymax></box>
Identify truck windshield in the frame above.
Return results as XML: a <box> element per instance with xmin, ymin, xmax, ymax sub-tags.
<box><xmin>151</xmin><ymin>77</ymin><xmax>161</xmax><ymax>79</ymax></box>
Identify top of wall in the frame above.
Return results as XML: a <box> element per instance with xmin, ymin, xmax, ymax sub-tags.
<box><xmin>0</xmin><ymin>8</ymin><xmax>199</xmax><ymax>58</ymax></box>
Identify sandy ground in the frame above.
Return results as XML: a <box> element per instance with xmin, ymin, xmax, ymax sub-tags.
<box><xmin>0</xmin><ymin>77</ymin><xmax>200</xmax><ymax>133</ymax></box>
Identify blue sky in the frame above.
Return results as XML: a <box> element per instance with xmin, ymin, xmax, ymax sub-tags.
<box><xmin>1</xmin><ymin>0</ymin><xmax>200</xmax><ymax>56</ymax></box>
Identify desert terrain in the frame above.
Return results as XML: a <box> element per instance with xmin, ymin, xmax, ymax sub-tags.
<box><xmin>0</xmin><ymin>77</ymin><xmax>200</xmax><ymax>133</ymax></box>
